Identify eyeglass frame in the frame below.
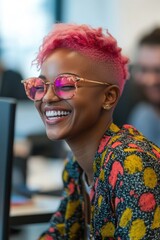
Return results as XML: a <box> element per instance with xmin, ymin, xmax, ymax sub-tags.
<box><xmin>21</xmin><ymin>73</ymin><xmax>113</xmax><ymax>101</ymax></box>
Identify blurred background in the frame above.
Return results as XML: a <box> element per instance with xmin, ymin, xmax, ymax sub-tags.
<box><xmin>0</xmin><ymin>0</ymin><xmax>160</xmax><ymax>239</ymax></box>
<box><xmin>1</xmin><ymin>0</ymin><xmax>160</xmax><ymax>76</ymax></box>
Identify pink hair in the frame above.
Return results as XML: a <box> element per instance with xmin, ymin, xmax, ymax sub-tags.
<box><xmin>36</xmin><ymin>23</ymin><xmax>129</xmax><ymax>93</ymax></box>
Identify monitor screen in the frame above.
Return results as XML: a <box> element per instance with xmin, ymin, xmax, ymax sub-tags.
<box><xmin>0</xmin><ymin>98</ymin><xmax>16</xmax><ymax>240</ymax></box>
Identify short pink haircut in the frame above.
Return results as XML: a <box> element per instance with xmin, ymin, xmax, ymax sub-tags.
<box><xmin>36</xmin><ymin>23</ymin><xmax>129</xmax><ymax>93</ymax></box>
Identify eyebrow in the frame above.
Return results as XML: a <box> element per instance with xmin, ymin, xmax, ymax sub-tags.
<box><xmin>38</xmin><ymin>73</ymin><xmax>80</xmax><ymax>80</ymax></box>
<box><xmin>38</xmin><ymin>75</ymin><xmax>46</xmax><ymax>80</ymax></box>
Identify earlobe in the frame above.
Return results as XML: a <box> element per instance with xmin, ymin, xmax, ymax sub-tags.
<box><xmin>103</xmin><ymin>104</ymin><xmax>111</xmax><ymax>110</ymax></box>
<box><xmin>102</xmin><ymin>85</ymin><xmax>120</xmax><ymax>110</ymax></box>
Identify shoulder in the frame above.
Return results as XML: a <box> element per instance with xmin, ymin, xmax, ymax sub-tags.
<box><xmin>108</xmin><ymin>124</ymin><xmax>159</xmax><ymax>153</ymax></box>
<box><xmin>97</xmin><ymin>123</ymin><xmax>159</xmax><ymax>171</ymax></box>
<box><xmin>101</xmin><ymin>124</ymin><xmax>160</xmax><ymax>177</ymax></box>
<box><xmin>98</xmin><ymin>125</ymin><xmax>160</xmax><ymax>196</ymax></box>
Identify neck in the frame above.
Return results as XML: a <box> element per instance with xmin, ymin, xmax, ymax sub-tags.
<box><xmin>66</xmin><ymin>117</ymin><xmax>112</xmax><ymax>185</ymax></box>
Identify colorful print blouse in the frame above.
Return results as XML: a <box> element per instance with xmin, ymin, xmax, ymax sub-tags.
<box><xmin>39</xmin><ymin>123</ymin><xmax>160</xmax><ymax>240</ymax></box>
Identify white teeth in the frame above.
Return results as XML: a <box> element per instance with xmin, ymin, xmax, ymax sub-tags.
<box><xmin>45</xmin><ymin>110</ymin><xmax>71</xmax><ymax>118</ymax></box>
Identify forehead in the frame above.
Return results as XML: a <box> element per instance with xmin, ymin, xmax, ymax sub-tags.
<box><xmin>40</xmin><ymin>48</ymin><xmax>114</xmax><ymax>83</ymax></box>
<box><xmin>41</xmin><ymin>48</ymin><xmax>96</xmax><ymax>77</ymax></box>
<box><xmin>137</xmin><ymin>45</ymin><xmax>160</xmax><ymax>66</ymax></box>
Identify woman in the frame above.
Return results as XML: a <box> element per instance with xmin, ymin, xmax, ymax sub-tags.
<box><xmin>22</xmin><ymin>24</ymin><xmax>160</xmax><ymax>240</ymax></box>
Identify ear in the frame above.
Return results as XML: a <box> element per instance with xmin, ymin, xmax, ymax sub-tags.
<box><xmin>102</xmin><ymin>85</ymin><xmax>120</xmax><ymax>110</ymax></box>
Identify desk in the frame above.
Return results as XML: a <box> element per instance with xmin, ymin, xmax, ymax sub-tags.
<box><xmin>10</xmin><ymin>195</ymin><xmax>61</xmax><ymax>225</ymax></box>
<box><xmin>10</xmin><ymin>156</ymin><xmax>64</xmax><ymax>226</ymax></box>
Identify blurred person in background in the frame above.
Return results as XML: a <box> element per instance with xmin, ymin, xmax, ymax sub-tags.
<box><xmin>0</xmin><ymin>60</ymin><xmax>30</xmax><ymax>192</ymax></box>
<box><xmin>113</xmin><ymin>64</ymin><xmax>144</xmax><ymax>127</ymax></box>
<box><xmin>128</xmin><ymin>28</ymin><xmax>160</xmax><ymax>146</ymax></box>
<box><xmin>0</xmin><ymin>60</ymin><xmax>27</xmax><ymax>100</ymax></box>
<box><xmin>22</xmin><ymin>23</ymin><xmax>160</xmax><ymax>239</ymax></box>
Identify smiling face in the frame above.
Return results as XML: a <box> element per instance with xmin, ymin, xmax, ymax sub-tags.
<box><xmin>34</xmin><ymin>48</ymin><xmax>118</xmax><ymax>141</ymax></box>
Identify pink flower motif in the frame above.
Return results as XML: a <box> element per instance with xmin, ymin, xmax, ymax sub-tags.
<box><xmin>128</xmin><ymin>143</ymin><xmax>143</xmax><ymax>151</ymax></box>
<box><xmin>98</xmin><ymin>135</ymin><xmax>111</xmax><ymax>153</ymax></box>
<box><xmin>152</xmin><ymin>149</ymin><xmax>160</xmax><ymax>159</ymax></box>
<box><xmin>120</xmin><ymin>197</ymin><xmax>124</xmax><ymax>202</ymax></box>
<box><xmin>138</xmin><ymin>192</ymin><xmax>156</xmax><ymax>212</ymax></box>
<box><xmin>90</xmin><ymin>188</ymin><xmax>95</xmax><ymax>201</ymax></box>
<box><xmin>130</xmin><ymin>190</ymin><xmax>135</xmax><ymax>196</ymax></box>
<box><xmin>109</xmin><ymin>161</ymin><xmax>124</xmax><ymax>189</ymax></box>
<box><xmin>46</xmin><ymin>235</ymin><xmax>55</xmax><ymax>240</ymax></box>
<box><xmin>112</xmin><ymin>142</ymin><xmax>122</xmax><ymax>148</ymax></box>
<box><xmin>68</xmin><ymin>180</ymin><xmax>75</xmax><ymax>195</ymax></box>
<box><xmin>124</xmin><ymin>124</ymin><xmax>135</xmax><ymax>130</ymax></box>
<box><xmin>115</xmin><ymin>197</ymin><xmax>124</xmax><ymax>208</ymax></box>
<box><xmin>49</xmin><ymin>227</ymin><xmax>55</xmax><ymax>233</ymax></box>
<box><xmin>54</xmin><ymin>211</ymin><xmax>62</xmax><ymax>217</ymax></box>
<box><xmin>104</xmin><ymin>151</ymin><xmax>113</xmax><ymax>168</ymax></box>
<box><xmin>119</xmin><ymin>180</ymin><xmax>123</xmax><ymax>187</ymax></box>
<box><xmin>115</xmin><ymin>197</ymin><xmax>121</xmax><ymax>208</ymax></box>
<box><xmin>94</xmin><ymin>178</ymin><xmax>99</xmax><ymax>189</ymax></box>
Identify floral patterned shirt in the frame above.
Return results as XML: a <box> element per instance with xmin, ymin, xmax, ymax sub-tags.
<box><xmin>39</xmin><ymin>123</ymin><xmax>160</xmax><ymax>240</ymax></box>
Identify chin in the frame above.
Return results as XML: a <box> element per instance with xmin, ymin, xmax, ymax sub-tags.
<box><xmin>45</xmin><ymin>127</ymin><xmax>70</xmax><ymax>141</ymax></box>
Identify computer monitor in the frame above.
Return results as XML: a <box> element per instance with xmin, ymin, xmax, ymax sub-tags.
<box><xmin>0</xmin><ymin>98</ymin><xmax>16</xmax><ymax>240</ymax></box>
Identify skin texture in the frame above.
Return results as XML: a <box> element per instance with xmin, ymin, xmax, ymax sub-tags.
<box><xmin>35</xmin><ymin>48</ymin><xmax>120</xmax><ymax>184</ymax></box>
<box><xmin>135</xmin><ymin>45</ymin><xmax>160</xmax><ymax>109</ymax></box>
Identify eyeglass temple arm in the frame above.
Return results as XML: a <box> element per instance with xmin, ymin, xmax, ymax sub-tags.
<box><xmin>76</xmin><ymin>78</ymin><xmax>111</xmax><ymax>86</ymax></box>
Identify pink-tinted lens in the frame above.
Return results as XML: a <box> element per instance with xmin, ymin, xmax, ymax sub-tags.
<box><xmin>25</xmin><ymin>78</ymin><xmax>45</xmax><ymax>101</ymax></box>
<box><xmin>54</xmin><ymin>75</ymin><xmax>76</xmax><ymax>99</ymax></box>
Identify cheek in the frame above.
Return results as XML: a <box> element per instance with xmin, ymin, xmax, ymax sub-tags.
<box><xmin>71</xmin><ymin>91</ymin><xmax>103</xmax><ymax>123</ymax></box>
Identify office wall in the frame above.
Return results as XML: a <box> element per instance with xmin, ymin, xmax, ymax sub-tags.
<box><xmin>0</xmin><ymin>0</ymin><xmax>55</xmax><ymax>77</ymax></box>
<box><xmin>62</xmin><ymin>0</ymin><xmax>160</xmax><ymax>60</ymax></box>
<box><xmin>1</xmin><ymin>0</ymin><xmax>160</xmax><ymax>76</ymax></box>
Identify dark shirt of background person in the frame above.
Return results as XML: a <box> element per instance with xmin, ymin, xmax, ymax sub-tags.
<box><xmin>113</xmin><ymin>65</ymin><xmax>144</xmax><ymax>127</ymax></box>
<box><xmin>0</xmin><ymin>62</ymin><xmax>28</xmax><ymax>100</ymax></box>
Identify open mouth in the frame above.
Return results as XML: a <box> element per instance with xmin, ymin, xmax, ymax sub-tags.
<box><xmin>45</xmin><ymin>110</ymin><xmax>71</xmax><ymax>120</ymax></box>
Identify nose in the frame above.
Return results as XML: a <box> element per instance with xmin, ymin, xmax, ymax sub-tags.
<box><xmin>42</xmin><ymin>84</ymin><xmax>60</xmax><ymax>103</ymax></box>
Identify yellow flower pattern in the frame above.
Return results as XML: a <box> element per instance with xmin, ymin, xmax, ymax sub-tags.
<box><xmin>119</xmin><ymin>208</ymin><xmax>133</xmax><ymax>227</ymax></box>
<box><xmin>124</xmin><ymin>155</ymin><xmax>143</xmax><ymax>174</ymax></box>
<box><xmin>143</xmin><ymin>167</ymin><xmax>157</xmax><ymax>188</ymax></box>
<box><xmin>38</xmin><ymin>123</ymin><xmax>160</xmax><ymax>240</ymax></box>
<box><xmin>129</xmin><ymin>219</ymin><xmax>146</xmax><ymax>240</ymax></box>
<box><xmin>101</xmin><ymin>222</ymin><xmax>115</xmax><ymax>237</ymax></box>
<box><xmin>151</xmin><ymin>206</ymin><xmax>160</xmax><ymax>229</ymax></box>
<box><xmin>65</xmin><ymin>200</ymin><xmax>80</xmax><ymax>219</ymax></box>
<box><xmin>98</xmin><ymin>195</ymin><xmax>103</xmax><ymax>207</ymax></box>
